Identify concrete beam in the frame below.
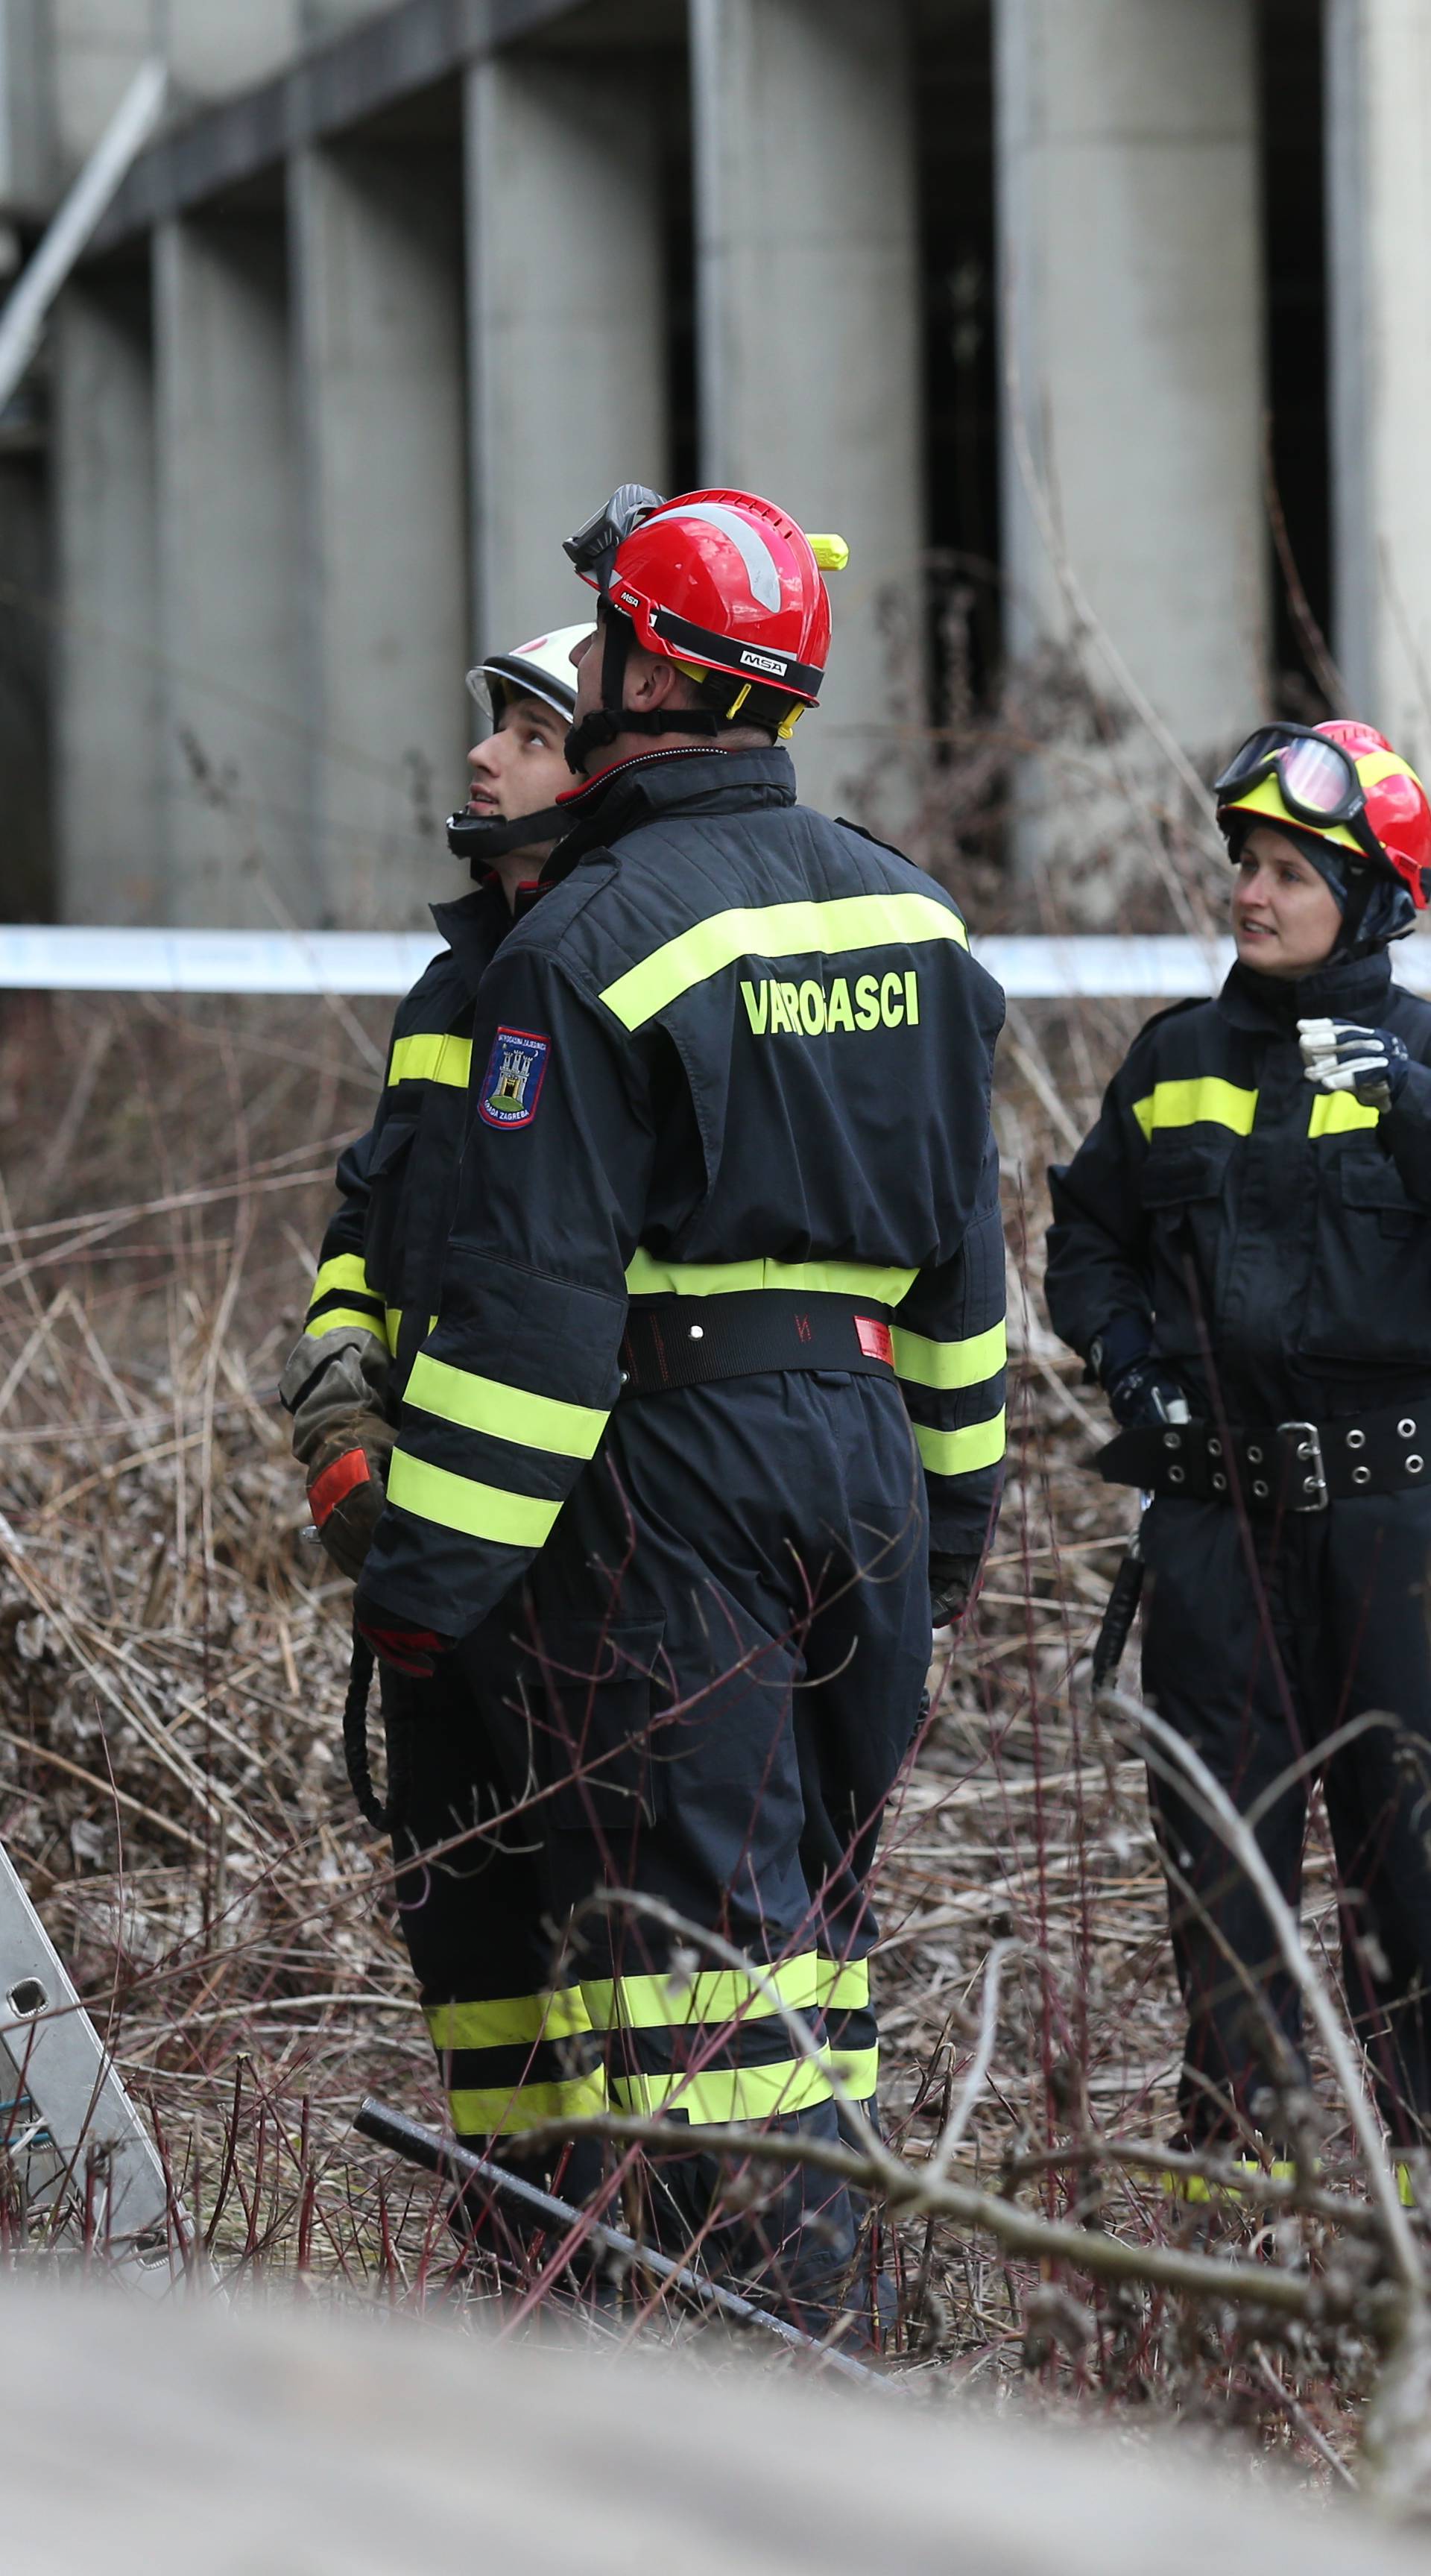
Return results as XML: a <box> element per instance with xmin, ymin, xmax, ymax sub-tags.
<box><xmin>464</xmin><ymin>51</ymin><xmax>668</xmax><ymax>656</ymax></box>
<box><xmin>996</xmin><ymin>0</ymin><xmax>1267</xmax><ymax>876</ymax></box>
<box><xmin>154</xmin><ymin>214</ymin><xmax>301</xmax><ymax>926</ymax></box>
<box><xmin>690</xmin><ymin>0</ymin><xmax>923</xmax><ymax>821</ymax></box>
<box><xmin>291</xmin><ymin>136</ymin><xmax>468</xmax><ymax>926</ymax></box>
<box><xmin>90</xmin><ymin>0</ymin><xmax>584</xmax><ymax>251</ymax></box>
<box><xmin>1325</xmin><ymin>0</ymin><xmax>1431</xmax><ymax>764</ymax></box>
<box><xmin>51</xmin><ymin>269</ymin><xmax>161</xmax><ymax>923</ymax></box>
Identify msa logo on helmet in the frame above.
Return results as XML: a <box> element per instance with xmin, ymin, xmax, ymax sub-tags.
<box><xmin>619</xmin><ymin>591</ymin><xmax>642</xmax><ymax>613</ymax></box>
<box><xmin>738</xmin><ymin>648</ymin><xmax>789</xmax><ymax>678</ymax></box>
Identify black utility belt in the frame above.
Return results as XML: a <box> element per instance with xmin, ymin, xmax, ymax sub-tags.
<box><xmin>617</xmin><ymin>1291</ymin><xmax>897</xmax><ymax>1398</ymax></box>
<box><xmin>1097</xmin><ymin>1405</ymin><xmax>1431</xmax><ymax>1512</ymax></box>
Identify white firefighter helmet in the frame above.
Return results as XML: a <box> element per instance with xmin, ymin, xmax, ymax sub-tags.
<box><xmin>466</xmin><ymin>623</ymin><xmax>594</xmax><ymax>725</ymax></box>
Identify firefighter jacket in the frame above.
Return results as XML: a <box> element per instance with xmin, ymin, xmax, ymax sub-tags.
<box><xmin>300</xmin><ymin>874</ymin><xmax>522</xmax><ymax>1404</ymax></box>
<box><xmin>1045</xmin><ymin>948</ymin><xmax>1431</xmax><ymax>1419</ymax></box>
<box><xmin>350</xmin><ymin>743</ymin><xmax>1008</xmax><ymax>1641</ymax></box>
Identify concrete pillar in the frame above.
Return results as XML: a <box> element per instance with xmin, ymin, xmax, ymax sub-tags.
<box><xmin>154</xmin><ymin>214</ymin><xmax>300</xmax><ymax>926</ymax></box>
<box><xmin>465</xmin><ymin>54</ymin><xmax>668</xmax><ymax>659</ymax></box>
<box><xmin>690</xmin><ymin>0</ymin><xmax>923</xmax><ymax>820</ymax></box>
<box><xmin>291</xmin><ymin>139</ymin><xmax>468</xmax><ymax>927</ymax></box>
<box><xmin>51</xmin><ymin>269</ymin><xmax>161</xmax><ymax>923</ymax></box>
<box><xmin>0</xmin><ymin>0</ymin><xmax>52</xmax><ymax>212</ymax></box>
<box><xmin>1326</xmin><ymin>1</ymin><xmax>1431</xmax><ymax>766</ymax></box>
<box><xmin>996</xmin><ymin>0</ymin><xmax>1267</xmax><ymax>882</ymax></box>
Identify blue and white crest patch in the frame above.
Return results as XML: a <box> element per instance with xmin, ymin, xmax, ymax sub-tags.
<box><xmin>478</xmin><ymin>1024</ymin><xmax>551</xmax><ymax>1129</ymax></box>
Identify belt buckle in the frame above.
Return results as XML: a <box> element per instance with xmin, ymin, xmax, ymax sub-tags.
<box><xmin>1277</xmin><ymin>1419</ymin><xmax>1329</xmax><ymax>1512</ymax></box>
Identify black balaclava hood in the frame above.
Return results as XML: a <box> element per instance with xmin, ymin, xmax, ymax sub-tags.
<box><xmin>1223</xmin><ymin>814</ymin><xmax>1415</xmax><ymax>959</ymax></box>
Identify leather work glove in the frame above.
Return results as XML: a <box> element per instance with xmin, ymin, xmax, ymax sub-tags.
<box><xmin>1090</xmin><ymin>1320</ymin><xmax>1191</xmax><ymax>1431</ymax></box>
<box><xmin>929</xmin><ymin>1551</ymin><xmax>984</xmax><ymax>1629</ymax></box>
<box><xmin>303</xmin><ymin>1415</ymin><xmax>397</xmax><ymax>1582</ymax></box>
<box><xmin>354</xmin><ymin>1610</ymin><xmax>455</xmax><ymax>1681</ymax></box>
<box><xmin>1099</xmin><ymin>1356</ymin><xmax>1192</xmax><ymax>1430</ymax></box>
<box><xmin>279</xmin><ymin>1326</ymin><xmax>394</xmax><ymax>1581</ymax></box>
<box><xmin>1298</xmin><ymin>1017</ymin><xmax>1410</xmax><ymax>1111</ymax></box>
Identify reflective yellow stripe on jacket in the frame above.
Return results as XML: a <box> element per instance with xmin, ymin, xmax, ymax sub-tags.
<box><xmin>388</xmin><ymin>1032</ymin><xmax>472</xmax><ymax>1087</ymax></box>
<box><xmin>305</xmin><ymin>1248</ymin><xmax>386</xmax><ymax>1341</ymax></box>
<box><xmin>625</xmin><ymin>1251</ymin><xmax>917</xmax><ymax>1302</ymax></box>
<box><xmin>1134</xmin><ymin>1078</ymin><xmax>1383</xmax><ymax>1143</ymax></box>
<box><xmin>599</xmin><ymin>891</ymin><xmax>969</xmax><ymax>1032</ymax></box>
<box><xmin>892</xmin><ymin>1318</ymin><xmax>1006</xmax><ymax>1390</ymax></box>
<box><xmin>1132</xmin><ymin>1078</ymin><xmax>1258</xmax><ymax>1141</ymax></box>
<box><xmin>405</xmin><ymin>1352</ymin><xmax>608</xmax><ymax>1459</ymax></box>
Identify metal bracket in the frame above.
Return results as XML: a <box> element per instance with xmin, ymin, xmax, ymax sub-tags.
<box><xmin>0</xmin><ymin>1841</ymin><xmax>195</xmax><ymax>2289</ymax></box>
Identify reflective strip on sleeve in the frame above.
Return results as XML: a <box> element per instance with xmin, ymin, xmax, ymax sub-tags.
<box><xmin>892</xmin><ymin>1318</ymin><xmax>1007</xmax><ymax>1391</ymax></box>
<box><xmin>1131</xmin><ymin>1078</ymin><xmax>1257</xmax><ymax>1141</ymax></box>
<box><xmin>405</xmin><ymin>1353</ymin><xmax>609</xmax><ymax>1460</ymax></box>
<box><xmin>311</xmin><ymin>1251</ymin><xmax>375</xmax><ymax>1304</ymax></box>
<box><xmin>305</xmin><ymin>1305</ymin><xmax>387</xmax><ymax>1342</ymax></box>
<box><xmin>599</xmin><ymin>892</ymin><xmax>969</xmax><ymax>1032</ymax></box>
<box><xmin>582</xmin><ymin>1952</ymin><xmax>819</xmax><ymax>2034</ymax></box>
<box><xmin>815</xmin><ymin>1957</ymin><xmax>871</xmax><ymax>2012</ymax></box>
<box><xmin>607</xmin><ymin>2055</ymin><xmax>833</xmax><ymax>2124</ymax></box>
<box><xmin>388</xmin><ymin>1032</ymin><xmax>473</xmax><ymax>1087</ymax></box>
<box><xmin>425</xmin><ymin>1986</ymin><xmax>593</xmax><ymax>2053</ymax></box>
<box><xmin>1308</xmin><ymin>1092</ymin><xmax>1381</xmax><ymax>1137</ymax></box>
<box><xmin>384</xmin><ymin>1306</ymin><xmax>402</xmax><ymax>1356</ymax></box>
<box><xmin>914</xmin><ymin>1409</ymin><xmax>1006</xmax><ymax>1477</ymax></box>
<box><xmin>446</xmin><ymin>2071</ymin><xmax>606</xmax><ymax>2137</ymax></box>
<box><xmin>386</xmin><ymin>1450</ymin><xmax>563</xmax><ymax>1548</ymax></box>
<box><xmin>625</xmin><ymin>1250</ymin><xmax>918</xmax><ymax>1302</ymax></box>
<box><xmin>828</xmin><ymin>2045</ymin><xmax>879</xmax><ymax>2100</ymax></box>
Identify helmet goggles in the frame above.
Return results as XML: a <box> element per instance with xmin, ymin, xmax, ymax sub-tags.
<box><xmin>1214</xmin><ymin>722</ymin><xmax>1386</xmax><ymax>872</ymax></box>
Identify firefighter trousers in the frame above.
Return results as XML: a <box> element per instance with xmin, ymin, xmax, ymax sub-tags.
<box><xmin>382</xmin><ymin>1366</ymin><xmax>932</xmax><ymax>2311</ymax></box>
<box><xmin>1140</xmin><ymin>1489</ymin><xmax>1431</xmax><ymax>2150</ymax></box>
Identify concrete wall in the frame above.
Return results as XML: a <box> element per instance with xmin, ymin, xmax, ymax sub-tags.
<box><xmin>291</xmin><ymin>136</ymin><xmax>468</xmax><ymax>927</ymax></box>
<box><xmin>691</xmin><ymin>0</ymin><xmax>924</xmax><ymax>821</ymax></box>
<box><xmin>1325</xmin><ymin>0</ymin><xmax>1431</xmax><ymax>768</ymax></box>
<box><xmin>154</xmin><ymin>215</ymin><xmax>300</xmax><ymax>926</ymax></box>
<box><xmin>465</xmin><ymin>52</ymin><xmax>668</xmax><ymax>660</ymax></box>
<box><xmin>51</xmin><ymin>268</ymin><xmax>160</xmax><ymax>923</ymax></box>
<box><xmin>996</xmin><ymin>0</ymin><xmax>1268</xmax><ymax>874</ymax></box>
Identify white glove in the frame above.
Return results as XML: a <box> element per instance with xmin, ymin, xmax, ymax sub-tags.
<box><xmin>1297</xmin><ymin>1017</ymin><xmax>1410</xmax><ymax>1109</ymax></box>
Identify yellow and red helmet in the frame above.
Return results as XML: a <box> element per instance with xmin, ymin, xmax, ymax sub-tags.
<box><xmin>1216</xmin><ymin>719</ymin><xmax>1431</xmax><ymax>909</ymax></box>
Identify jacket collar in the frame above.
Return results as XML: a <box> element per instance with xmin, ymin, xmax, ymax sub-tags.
<box><xmin>429</xmin><ymin>874</ymin><xmax>517</xmax><ymax>989</ymax></box>
<box><xmin>550</xmin><ymin>743</ymin><xmax>798</xmax><ymax>871</ymax></box>
<box><xmin>1216</xmin><ymin>949</ymin><xmax>1394</xmax><ymax>1034</ymax></box>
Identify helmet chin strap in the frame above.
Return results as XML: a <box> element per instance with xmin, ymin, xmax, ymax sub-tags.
<box><xmin>445</xmin><ymin>804</ymin><xmax>566</xmax><ymax>875</ymax></box>
<box><xmin>563</xmin><ymin>608</ymin><xmax>729</xmax><ymax>777</ymax></box>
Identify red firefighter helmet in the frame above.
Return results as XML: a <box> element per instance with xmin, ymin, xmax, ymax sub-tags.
<box><xmin>595</xmin><ymin>490</ymin><xmax>834</xmax><ymax>706</ymax></box>
<box><xmin>561</xmin><ymin>484</ymin><xmax>847</xmax><ymax>771</ymax></box>
<box><xmin>1216</xmin><ymin>717</ymin><xmax>1431</xmax><ymax>908</ymax></box>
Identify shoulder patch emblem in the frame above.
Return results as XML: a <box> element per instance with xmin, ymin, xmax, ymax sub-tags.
<box><xmin>478</xmin><ymin>1025</ymin><xmax>551</xmax><ymax>1129</ymax></box>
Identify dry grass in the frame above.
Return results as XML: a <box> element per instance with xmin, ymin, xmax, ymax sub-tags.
<box><xmin>0</xmin><ymin>988</ymin><xmax>1407</xmax><ymax>2488</ymax></box>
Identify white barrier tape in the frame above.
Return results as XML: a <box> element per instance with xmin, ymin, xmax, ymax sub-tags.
<box><xmin>2</xmin><ymin>926</ymin><xmax>1431</xmax><ymax>1000</ymax></box>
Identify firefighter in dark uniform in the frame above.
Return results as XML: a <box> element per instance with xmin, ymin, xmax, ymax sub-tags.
<box><xmin>346</xmin><ymin>486</ymin><xmax>1007</xmax><ymax>2320</ymax></box>
<box><xmin>1046</xmin><ymin>720</ymin><xmax>1431</xmax><ymax>2189</ymax></box>
<box><xmin>279</xmin><ymin>622</ymin><xmax>598</xmax><ymax>2227</ymax></box>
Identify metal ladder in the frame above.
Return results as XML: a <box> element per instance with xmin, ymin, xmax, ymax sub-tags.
<box><xmin>0</xmin><ymin>1840</ymin><xmax>195</xmax><ymax>2290</ymax></box>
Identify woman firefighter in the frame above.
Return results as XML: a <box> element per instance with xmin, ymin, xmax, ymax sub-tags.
<box><xmin>1045</xmin><ymin>719</ymin><xmax>1431</xmax><ymax>2188</ymax></box>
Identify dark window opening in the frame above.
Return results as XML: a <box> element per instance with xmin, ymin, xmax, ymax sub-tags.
<box><xmin>1260</xmin><ymin>0</ymin><xmax>1332</xmax><ymax>718</ymax></box>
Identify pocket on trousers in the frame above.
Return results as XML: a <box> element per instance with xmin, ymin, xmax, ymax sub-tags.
<box><xmin>535</xmin><ymin>1620</ymin><xmax>668</xmax><ymax>1833</ymax></box>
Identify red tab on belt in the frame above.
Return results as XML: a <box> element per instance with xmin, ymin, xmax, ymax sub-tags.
<box><xmin>309</xmin><ymin>1446</ymin><xmax>372</xmax><ymax>1526</ymax></box>
<box><xmin>855</xmin><ymin>1315</ymin><xmax>894</xmax><ymax>1365</ymax></box>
